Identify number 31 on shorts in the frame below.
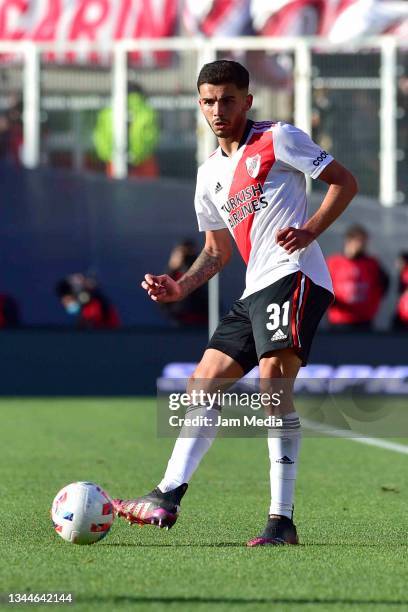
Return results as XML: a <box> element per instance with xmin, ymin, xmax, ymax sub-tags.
<box><xmin>266</xmin><ymin>301</ymin><xmax>290</xmax><ymax>331</ymax></box>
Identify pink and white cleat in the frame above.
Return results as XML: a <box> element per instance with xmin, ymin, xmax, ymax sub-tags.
<box><xmin>112</xmin><ymin>483</ymin><xmax>188</xmax><ymax>530</ymax></box>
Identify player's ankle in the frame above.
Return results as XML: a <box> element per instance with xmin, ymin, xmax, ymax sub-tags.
<box><xmin>157</xmin><ymin>483</ymin><xmax>188</xmax><ymax>505</ymax></box>
<box><xmin>269</xmin><ymin>514</ymin><xmax>292</xmax><ymax>520</ymax></box>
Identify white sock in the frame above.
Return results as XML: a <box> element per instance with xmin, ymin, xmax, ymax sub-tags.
<box><xmin>158</xmin><ymin>404</ymin><xmax>220</xmax><ymax>492</ymax></box>
<box><xmin>268</xmin><ymin>411</ymin><xmax>301</xmax><ymax>519</ymax></box>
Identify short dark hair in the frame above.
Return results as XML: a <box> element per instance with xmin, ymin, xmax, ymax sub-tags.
<box><xmin>345</xmin><ymin>225</ymin><xmax>368</xmax><ymax>240</ymax></box>
<box><xmin>197</xmin><ymin>60</ymin><xmax>249</xmax><ymax>91</ymax></box>
<box><xmin>55</xmin><ymin>279</ymin><xmax>74</xmax><ymax>299</ymax></box>
<box><xmin>398</xmin><ymin>252</ymin><xmax>408</xmax><ymax>264</ymax></box>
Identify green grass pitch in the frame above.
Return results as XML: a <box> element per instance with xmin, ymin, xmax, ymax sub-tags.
<box><xmin>1</xmin><ymin>398</ymin><xmax>407</xmax><ymax>611</ymax></box>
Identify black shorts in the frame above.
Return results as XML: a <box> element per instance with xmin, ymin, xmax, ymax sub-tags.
<box><xmin>207</xmin><ymin>272</ymin><xmax>333</xmax><ymax>373</ymax></box>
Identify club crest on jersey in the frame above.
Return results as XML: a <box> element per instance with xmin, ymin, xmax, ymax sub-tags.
<box><xmin>245</xmin><ymin>154</ymin><xmax>261</xmax><ymax>178</ymax></box>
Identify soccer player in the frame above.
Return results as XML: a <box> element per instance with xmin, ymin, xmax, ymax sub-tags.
<box><xmin>113</xmin><ymin>60</ymin><xmax>358</xmax><ymax>545</ymax></box>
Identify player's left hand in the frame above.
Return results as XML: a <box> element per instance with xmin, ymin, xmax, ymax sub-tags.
<box><xmin>275</xmin><ymin>227</ymin><xmax>316</xmax><ymax>254</ymax></box>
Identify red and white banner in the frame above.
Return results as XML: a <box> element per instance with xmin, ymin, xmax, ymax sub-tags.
<box><xmin>182</xmin><ymin>0</ymin><xmax>251</xmax><ymax>37</ymax></box>
<box><xmin>0</xmin><ymin>0</ymin><xmax>178</xmax><ymax>65</ymax></box>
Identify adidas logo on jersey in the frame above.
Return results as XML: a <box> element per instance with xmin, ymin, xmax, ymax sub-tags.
<box><xmin>215</xmin><ymin>182</ymin><xmax>223</xmax><ymax>193</ymax></box>
<box><xmin>271</xmin><ymin>328</ymin><xmax>288</xmax><ymax>342</ymax></box>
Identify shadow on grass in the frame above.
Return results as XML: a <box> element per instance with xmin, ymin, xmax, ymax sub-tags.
<box><xmin>105</xmin><ymin>542</ymin><xmax>244</xmax><ymax>548</ymax></box>
<box><xmin>104</xmin><ymin>541</ymin><xmax>406</xmax><ymax>548</ymax></box>
<box><xmin>76</xmin><ymin>595</ymin><xmax>408</xmax><ymax>606</ymax></box>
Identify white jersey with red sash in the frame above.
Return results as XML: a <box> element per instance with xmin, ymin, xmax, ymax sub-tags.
<box><xmin>194</xmin><ymin>120</ymin><xmax>334</xmax><ymax>299</ymax></box>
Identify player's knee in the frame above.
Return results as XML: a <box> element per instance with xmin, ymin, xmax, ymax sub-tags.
<box><xmin>259</xmin><ymin>377</ymin><xmax>281</xmax><ymax>402</ymax></box>
<box><xmin>186</xmin><ymin>358</ymin><xmax>234</xmax><ymax>397</ymax></box>
<box><xmin>186</xmin><ymin>369</ymin><xmax>217</xmax><ymax>395</ymax></box>
<box><xmin>259</xmin><ymin>362</ymin><xmax>282</xmax><ymax>382</ymax></box>
<box><xmin>192</xmin><ymin>355</ymin><xmax>230</xmax><ymax>380</ymax></box>
<box><xmin>258</xmin><ymin>361</ymin><xmax>296</xmax><ymax>415</ymax></box>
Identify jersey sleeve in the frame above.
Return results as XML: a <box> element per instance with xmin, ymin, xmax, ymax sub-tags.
<box><xmin>273</xmin><ymin>122</ymin><xmax>334</xmax><ymax>179</ymax></box>
<box><xmin>194</xmin><ymin>166</ymin><xmax>228</xmax><ymax>232</ymax></box>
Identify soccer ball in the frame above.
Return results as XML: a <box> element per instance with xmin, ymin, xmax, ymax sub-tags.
<box><xmin>51</xmin><ymin>481</ymin><xmax>114</xmax><ymax>544</ymax></box>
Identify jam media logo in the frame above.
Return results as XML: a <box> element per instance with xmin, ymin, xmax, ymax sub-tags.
<box><xmin>245</xmin><ymin>153</ymin><xmax>261</xmax><ymax>178</ymax></box>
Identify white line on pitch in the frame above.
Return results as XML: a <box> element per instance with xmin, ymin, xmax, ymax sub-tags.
<box><xmin>302</xmin><ymin>418</ymin><xmax>408</xmax><ymax>455</ymax></box>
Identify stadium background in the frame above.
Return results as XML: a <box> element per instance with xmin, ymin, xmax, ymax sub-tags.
<box><xmin>0</xmin><ymin>0</ymin><xmax>407</xmax><ymax>394</ymax></box>
<box><xmin>1</xmin><ymin>3</ymin><xmax>408</xmax><ymax>611</ymax></box>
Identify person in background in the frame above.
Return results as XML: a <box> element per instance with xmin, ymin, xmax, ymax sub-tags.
<box><xmin>159</xmin><ymin>240</ymin><xmax>208</xmax><ymax>327</ymax></box>
<box><xmin>326</xmin><ymin>225</ymin><xmax>389</xmax><ymax>330</ymax></box>
<box><xmin>0</xmin><ymin>96</ymin><xmax>24</xmax><ymax>166</ymax></box>
<box><xmin>55</xmin><ymin>274</ymin><xmax>120</xmax><ymax>329</ymax></box>
<box><xmin>0</xmin><ymin>293</ymin><xmax>20</xmax><ymax>328</ymax></box>
<box><xmin>393</xmin><ymin>252</ymin><xmax>408</xmax><ymax>330</ymax></box>
<box><xmin>93</xmin><ymin>84</ymin><xmax>159</xmax><ymax>178</ymax></box>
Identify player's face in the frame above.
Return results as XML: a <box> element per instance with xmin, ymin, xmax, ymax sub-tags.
<box><xmin>344</xmin><ymin>234</ymin><xmax>367</xmax><ymax>258</ymax></box>
<box><xmin>198</xmin><ymin>83</ymin><xmax>253</xmax><ymax>139</ymax></box>
<box><xmin>61</xmin><ymin>295</ymin><xmax>81</xmax><ymax>315</ymax></box>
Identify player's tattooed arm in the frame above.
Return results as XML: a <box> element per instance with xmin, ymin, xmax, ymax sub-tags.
<box><xmin>142</xmin><ymin>229</ymin><xmax>232</xmax><ymax>303</ymax></box>
<box><xmin>178</xmin><ymin>249</ymin><xmax>223</xmax><ymax>298</ymax></box>
<box><xmin>178</xmin><ymin>228</ymin><xmax>232</xmax><ymax>298</ymax></box>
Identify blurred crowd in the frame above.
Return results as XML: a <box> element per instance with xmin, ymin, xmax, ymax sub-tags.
<box><xmin>1</xmin><ymin>229</ymin><xmax>408</xmax><ymax>331</ymax></box>
<box><xmin>0</xmin><ymin>0</ymin><xmax>406</xmax><ymax>188</ymax></box>
<box><xmin>55</xmin><ymin>274</ymin><xmax>120</xmax><ymax>330</ymax></box>
<box><xmin>157</xmin><ymin>231</ymin><xmax>408</xmax><ymax>332</ymax></box>
<box><xmin>0</xmin><ymin>0</ymin><xmax>406</xmax><ymax>331</ymax></box>
<box><xmin>0</xmin><ymin>87</ymin><xmax>160</xmax><ymax>178</ymax></box>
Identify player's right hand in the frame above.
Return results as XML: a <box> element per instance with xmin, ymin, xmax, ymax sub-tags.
<box><xmin>141</xmin><ymin>273</ymin><xmax>183</xmax><ymax>303</ymax></box>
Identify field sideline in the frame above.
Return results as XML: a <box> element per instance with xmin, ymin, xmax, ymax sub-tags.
<box><xmin>1</xmin><ymin>398</ymin><xmax>407</xmax><ymax>612</ymax></box>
